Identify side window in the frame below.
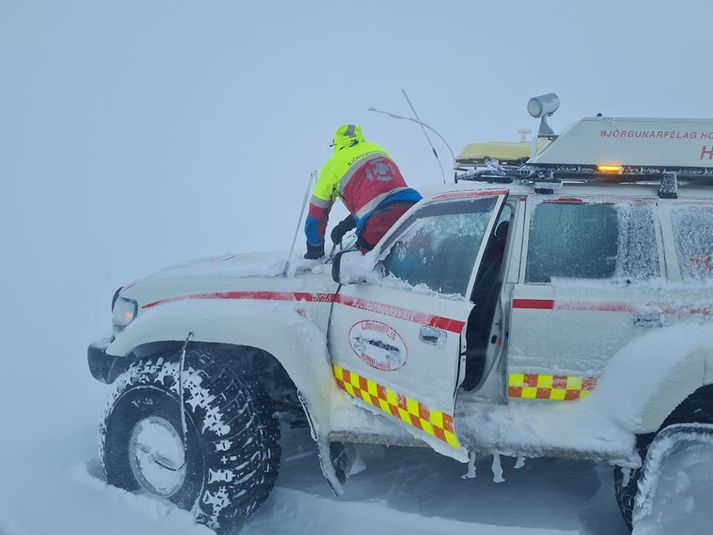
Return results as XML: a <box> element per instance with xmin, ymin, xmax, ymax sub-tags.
<box><xmin>526</xmin><ymin>201</ymin><xmax>659</xmax><ymax>284</ymax></box>
<box><xmin>671</xmin><ymin>205</ymin><xmax>713</xmax><ymax>282</ymax></box>
<box><xmin>381</xmin><ymin>197</ymin><xmax>498</xmax><ymax>297</ymax></box>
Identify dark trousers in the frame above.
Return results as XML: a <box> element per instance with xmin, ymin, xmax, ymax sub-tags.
<box><xmin>356</xmin><ymin>202</ymin><xmax>416</xmax><ymax>252</ymax></box>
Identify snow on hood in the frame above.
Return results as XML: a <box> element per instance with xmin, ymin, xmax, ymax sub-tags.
<box><xmin>141</xmin><ymin>250</ymin><xmax>321</xmax><ymax>282</ymax></box>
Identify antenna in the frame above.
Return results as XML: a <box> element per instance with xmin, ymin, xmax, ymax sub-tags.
<box><xmin>368</xmin><ymin>101</ymin><xmax>457</xmax><ymax>184</ymax></box>
<box><xmin>400</xmin><ymin>90</ymin><xmax>446</xmax><ymax>184</ymax></box>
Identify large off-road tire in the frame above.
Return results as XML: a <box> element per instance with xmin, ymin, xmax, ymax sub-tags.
<box><xmin>630</xmin><ymin>424</ymin><xmax>713</xmax><ymax>532</ymax></box>
<box><xmin>100</xmin><ymin>351</ymin><xmax>281</xmax><ymax>533</ymax></box>
<box><xmin>613</xmin><ymin>392</ymin><xmax>713</xmax><ymax>531</ymax></box>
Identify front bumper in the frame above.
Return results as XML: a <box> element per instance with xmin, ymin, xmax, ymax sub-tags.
<box><xmin>87</xmin><ymin>341</ymin><xmax>129</xmax><ymax>384</ymax></box>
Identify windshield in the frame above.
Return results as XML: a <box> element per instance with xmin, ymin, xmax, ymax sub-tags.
<box><xmin>381</xmin><ymin>197</ymin><xmax>498</xmax><ymax>297</ymax></box>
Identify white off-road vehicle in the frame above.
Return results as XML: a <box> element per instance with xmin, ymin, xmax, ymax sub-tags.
<box><xmin>89</xmin><ymin>102</ymin><xmax>713</xmax><ymax>532</ymax></box>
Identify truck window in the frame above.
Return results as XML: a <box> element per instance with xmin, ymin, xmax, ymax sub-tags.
<box><xmin>526</xmin><ymin>201</ymin><xmax>659</xmax><ymax>283</ymax></box>
<box><xmin>381</xmin><ymin>197</ymin><xmax>497</xmax><ymax>297</ymax></box>
<box><xmin>671</xmin><ymin>205</ymin><xmax>713</xmax><ymax>282</ymax></box>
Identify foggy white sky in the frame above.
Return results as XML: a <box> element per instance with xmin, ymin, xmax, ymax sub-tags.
<box><xmin>1</xmin><ymin>0</ymin><xmax>712</xmax><ymax>399</ymax></box>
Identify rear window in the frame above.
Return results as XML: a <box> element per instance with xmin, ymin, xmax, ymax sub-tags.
<box><xmin>671</xmin><ymin>205</ymin><xmax>713</xmax><ymax>282</ymax></box>
<box><xmin>526</xmin><ymin>200</ymin><xmax>660</xmax><ymax>283</ymax></box>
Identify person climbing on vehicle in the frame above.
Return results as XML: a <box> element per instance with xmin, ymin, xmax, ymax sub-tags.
<box><xmin>304</xmin><ymin>124</ymin><xmax>422</xmax><ymax>259</ymax></box>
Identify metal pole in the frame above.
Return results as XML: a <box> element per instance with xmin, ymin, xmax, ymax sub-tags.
<box><xmin>283</xmin><ymin>170</ymin><xmax>316</xmax><ymax>277</ymax></box>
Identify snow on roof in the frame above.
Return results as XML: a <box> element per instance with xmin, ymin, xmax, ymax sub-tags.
<box><xmin>531</xmin><ymin>116</ymin><xmax>713</xmax><ymax>168</ymax></box>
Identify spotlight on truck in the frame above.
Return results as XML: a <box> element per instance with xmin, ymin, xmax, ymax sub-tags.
<box><xmin>528</xmin><ymin>93</ymin><xmax>560</xmax><ymax>138</ymax></box>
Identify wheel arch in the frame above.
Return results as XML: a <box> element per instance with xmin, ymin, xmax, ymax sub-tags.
<box><xmin>594</xmin><ymin>323</ymin><xmax>713</xmax><ymax>435</ymax></box>
<box><xmin>105</xmin><ymin>300</ymin><xmax>337</xmax><ymax>440</ymax></box>
<box><xmin>634</xmin><ymin>346</ymin><xmax>709</xmax><ymax>434</ymax></box>
<box><xmin>660</xmin><ymin>383</ymin><xmax>713</xmax><ymax>428</ymax></box>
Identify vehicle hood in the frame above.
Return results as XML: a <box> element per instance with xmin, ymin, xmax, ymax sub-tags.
<box><xmin>120</xmin><ymin>250</ymin><xmax>338</xmax><ymax>313</ymax></box>
<box><xmin>140</xmin><ymin>251</ymin><xmax>313</xmax><ymax>282</ymax></box>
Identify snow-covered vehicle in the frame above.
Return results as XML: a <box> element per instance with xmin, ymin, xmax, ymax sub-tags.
<box><xmin>88</xmin><ymin>110</ymin><xmax>713</xmax><ymax>533</ymax></box>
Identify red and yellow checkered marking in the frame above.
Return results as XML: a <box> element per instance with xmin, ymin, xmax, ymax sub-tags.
<box><xmin>332</xmin><ymin>364</ymin><xmax>460</xmax><ymax>448</ymax></box>
<box><xmin>508</xmin><ymin>373</ymin><xmax>597</xmax><ymax>401</ymax></box>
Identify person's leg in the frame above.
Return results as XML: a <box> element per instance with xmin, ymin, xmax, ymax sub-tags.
<box><xmin>358</xmin><ymin>204</ymin><xmax>413</xmax><ymax>252</ymax></box>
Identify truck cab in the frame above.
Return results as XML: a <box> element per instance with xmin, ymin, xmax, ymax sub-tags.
<box><xmin>89</xmin><ymin>113</ymin><xmax>713</xmax><ymax>533</ymax></box>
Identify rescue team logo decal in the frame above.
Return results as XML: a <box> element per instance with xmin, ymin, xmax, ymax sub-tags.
<box><xmin>332</xmin><ymin>365</ymin><xmax>460</xmax><ymax>448</ymax></box>
<box><xmin>348</xmin><ymin>320</ymin><xmax>407</xmax><ymax>371</ymax></box>
<box><xmin>508</xmin><ymin>373</ymin><xmax>597</xmax><ymax>401</ymax></box>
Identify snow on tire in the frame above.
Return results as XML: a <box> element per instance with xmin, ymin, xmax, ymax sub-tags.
<box><xmin>632</xmin><ymin>424</ymin><xmax>713</xmax><ymax>533</ymax></box>
<box><xmin>99</xmin><ymin>350</ymin><xmax>281</xmax><ymax>533</ymax></box>
<box><xmin>614</xmin><ymin>393</ymin><xmax>713</xmax><ymax>531</ymax></box>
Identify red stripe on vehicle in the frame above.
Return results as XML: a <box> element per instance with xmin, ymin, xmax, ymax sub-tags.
<box><xmin>142</xmin><ymin>290</ymin><xmax>466</xmax><ymax>333</ymax></box>
<box><xmin>512</xmin><ymin>298</ymin><xmax>555</xmax><ymax>310</ymax></box>
<box><xmin>512</xmin><ymin>299</ymin><xmax>637</xmax><ymax>313</ymax></box>
<box><xmin>333</xmin><ymin>294</ymin><xmax>465</xmax><ymax>333</ymax></box>
<box><xmin>512</xmin><ymin>299</ymin><xmax>713</xmax><ymax>316</ymax></box>
<box><xmin>557</xmin><ymin>301</ymin><xmax>634</xmax><ymax>312</ymax></box>
<box><xmin>512</xmin><ymin>299</ymin><xmax>632</xmax><ymax>312</ymax></box>
<box><xmin>543</xmin><ymin>198</ymin><xmax>656</xmax><ymax>206</ymax></box>
<box><xmin>142</xmin><ymin>290</ymin><xmax>336</xmax><ymax>309</ymax></box>
<box><xmin>432</xmin><ymin>189</ymin><xmax>508</xmax><ymax>200</ymax></box>
<box><xmin>671</xmin><ymin>305</ymin><xmax>713</xmax><ymax>316</ymax></box>
<box><xmin>550</xmin><ymin>197</ymin><xmax>583</xmax><ymax>203</ymax></box>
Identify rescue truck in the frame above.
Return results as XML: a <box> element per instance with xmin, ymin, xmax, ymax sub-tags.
<box><xmin>88</xmin><ymin>96</ymin><xmax>713</xmax><ymax>532</ymax></box>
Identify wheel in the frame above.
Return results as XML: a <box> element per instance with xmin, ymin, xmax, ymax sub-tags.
<box><xmin>100</xmin><ymin>351</ymin><xmax>281</xmax><ymax>533</ymax></box>
<box><xmin>631</xmin><ymin>424</ymin><xmax>713</xmax><ymax>532</ymax></box>
<box><xmin>613</xmin><ymin>391</ymin><xmax>713</xmax><ymax>531</ymax></box>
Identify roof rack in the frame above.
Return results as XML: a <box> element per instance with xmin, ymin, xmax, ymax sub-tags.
<box><xmin>455</xmin><ymin>99</ymin><xmax>713</xmax><ymax>199</ymax></box>
<box><xmin>456</xmin><ymin>162</ymin><xmax>713</xmax><ymax>199</ymax></box>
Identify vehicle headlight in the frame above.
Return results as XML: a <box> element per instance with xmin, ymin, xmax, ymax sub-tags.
<box><xmin>112</xmin><ymin>296</ymin><xmax>137</xmax><ymax>332</ymax></box>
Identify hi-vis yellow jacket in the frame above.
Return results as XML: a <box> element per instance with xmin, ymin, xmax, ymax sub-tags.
<box><xmin>305</xmin><ymin>124</ymin><xmax>421</xmax><ymax>245</ymax></box>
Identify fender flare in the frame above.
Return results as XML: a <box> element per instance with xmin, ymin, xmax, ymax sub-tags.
<box><xmin>592</xmin><ymin>323</ymin><xmax>713</xmax><ymax>434</ymax></box>
<box><xmin>107</xmin><ymin>299</ymin><xmax>337</xmax><ymax>447</ymax></box>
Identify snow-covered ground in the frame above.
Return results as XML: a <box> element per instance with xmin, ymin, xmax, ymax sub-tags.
<box><xmin>0</xmin><ymin>408</ymin><xmax>629</xmax><ymax>535</ymax></box>
<box><xmin>0</xmin><ymin>283</ymin><xmax>632</xmax><ymax>535</ymax></box>
<box><xmin>3</xmin><ymin>1</ymin><xmax>713</xmax><ymax>534</ymax></box>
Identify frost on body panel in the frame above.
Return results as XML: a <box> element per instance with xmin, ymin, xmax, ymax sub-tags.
<box><xmin>526</xmin><ymin>198</ymin><xmax>660</xmax><ymax>284</ymax></box>
<box><xmin>457</xmin><ymin>322</ymin><xmax>713</xmax><ymax>463</ymax></box>
<box><xmin>515</xmin><ymin>199</ymin><xmax>663</xmax><ymax>375</ymax></box>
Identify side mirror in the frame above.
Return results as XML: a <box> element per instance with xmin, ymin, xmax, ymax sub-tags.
<box><xmin>332</xmin><ymin>251</ymin><xmax>370</xmax><ymax>285</ymax></box>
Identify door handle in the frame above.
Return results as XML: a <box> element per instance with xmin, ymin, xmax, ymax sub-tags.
<box><xmin>633</xmin><ymin>312</ymin><xmax>664</xmax><ymax>328</ymax></box>
<box><xmin>419</xmin><ymin>326</ymin><xmax>446</xmax><ymax>346</ymax></box>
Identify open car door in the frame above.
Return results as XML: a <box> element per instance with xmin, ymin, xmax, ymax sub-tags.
<box><xmin>328</xmin><ymin>190</ymin><xmax>508</xmax><ymax>456</ymax></box>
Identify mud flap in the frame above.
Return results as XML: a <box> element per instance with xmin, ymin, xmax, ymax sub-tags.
<box><xmin>297</xmin><ymin>391</ymin><xmax>344</xmax><ymax>496</ymax></box>
<box><xmin>332</xmin><ymin>442</ymin><xmax>363</xmax><ymax>481</ymax></box>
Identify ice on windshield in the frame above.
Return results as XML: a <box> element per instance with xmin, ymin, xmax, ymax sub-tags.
<box><xmin>381</xmin><ymin>198</ymin><xmax>496</xmax><ymax>297</ymax></box>
<box><xmin>671</xmin><ymin>205</ymin><xmax>713</xmax><ymax>282</ymax></box>
<box><xmin>526</xmin><ymin>200</ymin><xmax>660</xmax><ymax>284</ymax></box>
